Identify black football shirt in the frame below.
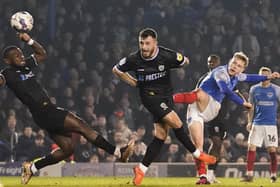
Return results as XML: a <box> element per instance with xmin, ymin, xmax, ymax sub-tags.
<box><xmin>116</xmin><ymin>46</ymin><xmax>186</xmax><ymax>96</ymax></box>
<box><xmin>1</xmin><ymin>55</ymin><xmax>50</xmax><ymax>111</ymax></box>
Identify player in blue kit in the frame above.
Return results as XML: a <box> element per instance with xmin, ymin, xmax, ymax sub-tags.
<box><xmin>241</xmin><ymin>67</ymin><xmax>280</xmax><ymax>183</ymax></box>
<box><xmin>173</xmin><ymin>52</ymin><xmax>280</xmax><ymax>184</ymax></box>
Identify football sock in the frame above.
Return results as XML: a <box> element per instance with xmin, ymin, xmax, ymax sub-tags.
<box><xmin>93</xmin><ymin>135</ymin><xmax>116</xmax><ymax>155</ymax></box>
<box><xmin>208</xmin><ymin>162</ymin><xmax>218</xmax><ymax>170</ymax></box>
<box><xmin>173</xmin><ymin>91</ymin><xmax>197</xmax><ymax>104</ymax></box>
<box><xmin>30</xmin><ymin>163</ymin><xmax>38</xmax><ymax>174</ymax></box>
<box><xmin>173</xmin><ymin>126</ymin><xmax>196</xmax><ymax>153</ymax></box>
<box><xmin>246</xmin><ymin>150</ymin><xmax>256</xmax><ymax>175</ymax></box>
<box><xmin>142</xmin><ymin>137</ymin><xmax>164</xmax><ymax>167</ymax></box>
<box><xmin>195</xmin><ymin>159</ymin><xmax>207</xmax><ymax>176</ymax></box>
<box><xmin>139</xmin><ymin>163</ymin><xmax>148</xmax><ymax>174</ymax></box>
<box><xmin>207</xmin><ymin>169</ymin><xmax>214</xmax><ymax>176</ymax></box>
<box><xmin>34</xmin><ymin>154</ymin><xmax>58</xmax><ymax>170</ymax></box>
<box><xmin>192</xmin><ymin>149</ymin><xmax>201</xmax><ymax>158</ymax></box>
<box><xmin>269</xmin><ymin>152</ymin><xmax>277</xmax><ymax>174</ymax></box>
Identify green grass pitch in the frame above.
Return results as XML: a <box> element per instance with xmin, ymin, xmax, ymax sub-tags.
<box><xmin>0</xmin><ymin>177</ymin><xmax>278</xmax><ymax>187</ymax></box>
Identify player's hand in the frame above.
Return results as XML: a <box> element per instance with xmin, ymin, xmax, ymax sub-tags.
<box><xmin>246</xmin><ymin>123</ymin><xmax>252</xmax><ymax>132</ymax></box>
<box><xmin>17</xmin><ymin>32</ymin><xmax>31</xmax><ymax>42</ymax></box>
<box><xmin>243</xmin><ymin>102</ymin><xmax>252</xmax><ymax>109</ymax></box>
<box><xmin>268</xmin><ymin>72</ymin><xmax>280</xmax><ymax>79</ymax></box>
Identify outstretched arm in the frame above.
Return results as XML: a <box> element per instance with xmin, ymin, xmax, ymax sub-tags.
<box><xmin>241</xmin><ymin>72</ymin><xmax>280</xmax><ymax>82</ymax></box>
<box><xmin>18</xmin><ymin>33</ymin><xmax>47</xmax><ymax>63</ymax></box>
<box><xmin>217</xmin><ymin>81</ymin><xmax>252</xmax><ymax>109</ymax></box>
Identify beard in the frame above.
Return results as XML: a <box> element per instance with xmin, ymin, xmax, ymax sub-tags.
<box><xmin>141</xmin><ymin>48</ymin><xmax>156</xmax><ymax>59</ymax></box>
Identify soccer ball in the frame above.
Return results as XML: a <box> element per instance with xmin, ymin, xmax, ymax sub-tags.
<box><xmin>10</xmin><ymin>11</ymin><xmax>34</xmax><ymax>32</ymax></box>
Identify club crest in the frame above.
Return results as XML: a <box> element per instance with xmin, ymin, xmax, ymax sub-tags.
<box><xmin>158</xmin><ymin>65</ymin><xmax>165</xmax><ymax>71</ymax></box>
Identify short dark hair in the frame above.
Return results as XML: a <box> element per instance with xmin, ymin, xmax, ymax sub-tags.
<box><xmin>2</xmin><ymin>45</ymin><xmax>18</xmax><ymax>59</ymax></box>
<box><xmin>139</xmin><ymin>28</ymin><xmax>157</xmax><ymax>39</ymax></box>
<box><xmin>208</xmin><ymin>54</ymin><xmax>220</xmax><ymax>62</ymax></box>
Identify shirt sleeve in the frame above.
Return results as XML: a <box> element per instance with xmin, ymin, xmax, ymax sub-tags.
<box><xmin>25</xmin><ymin>54</ymin><xmax>38</xmax><ymax>69</ymax></box>
<box><xmin>166</xmin><ymin>49</ymin><xmax>186</xmax><ymax>69</ymax></box>
<box><xmin>213</xmin><ymin>69</ymin><xmax>244</xmax><ymax>105</ymax></box>
<box><xmin>213</xmin><ymin>69</ymin><xmax>230</xmax><ymax>83</ymax></box>
<box><xmin>0</xmin><ymin>71</ymin><xmax>6</xmax><ymax>86</ymax></box>
<box><xmin>115</xmin><ymin>56</ymin><xmax>135</xmax><ymax>72</ymax></box>
<box><xmin>0</xmin><ymin>69</ymin><xmax>15</xmax><ymax>85</ymax></box>
<box><xmin>273</xmin><ymin>85</ymin><xmax>280</xmax><ymax>103</ymax></box>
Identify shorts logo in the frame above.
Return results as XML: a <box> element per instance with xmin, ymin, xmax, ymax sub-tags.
<box><xmin>160</xmin><ymin>102</ymin><xmax>168</xmax><ymax>110</ymax></box>
<box><xmin>158</xmin><ymin>65</ymin><xmax>165</xmax><ymax>71</ymax></box>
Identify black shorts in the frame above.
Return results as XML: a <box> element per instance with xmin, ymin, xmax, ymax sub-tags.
<box><xmin>205</xmin><ymin>117</ymin><xmax>227</xmax><ymax>140</ymax></box>
<box><xmin>140</xmin><ymin>90</ymin><xmax>173</xmax><ymax>123</ymax></box>
<box><xmin>31</xmin><ymin>104</ymin><xmax>68</xmax><ymax>133</ymax></box>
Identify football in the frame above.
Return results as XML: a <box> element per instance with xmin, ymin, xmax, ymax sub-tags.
<box><xmin>10</xmin><ymin>11</ymin><xmax>34</xmax><ymax>32</ymax></box>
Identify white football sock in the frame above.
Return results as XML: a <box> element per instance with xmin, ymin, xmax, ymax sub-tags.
<box><xmin>192</xmin><ymin>149</ymin><xmax>201</xmax><ymax>158</ymax></box>
<box><xmin>31</xmin><ymin>163</ymin><xmax>38</xmax><ymax>174</ymax></box>
<box><xmin>139</xmin><ymin>163</ymin><xmax>148</xmax><ymax>174</ymax></box>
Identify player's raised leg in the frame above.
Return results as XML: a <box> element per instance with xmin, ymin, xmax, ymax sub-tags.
<box><xmin>163</xmin><ymin>111</ymin><xmax>216</xmax><ymax>164</ymax></box>
<box><xmin>63</xmin><ymin>112</ymin><xmax>135</xmax><ymax>162</ymax></box>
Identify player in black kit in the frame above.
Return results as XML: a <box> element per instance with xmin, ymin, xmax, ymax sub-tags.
<box><xmin>112</xmin><ymin>28</ymin><xmax>216</xmax><ymax>186</ymax></box>
<box><xmin>0</xmin><ymin>33</ymin><xmax>134</xmax><ymax>184</ymax></box>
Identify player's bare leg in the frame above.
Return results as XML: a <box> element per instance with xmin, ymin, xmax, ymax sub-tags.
<box><xmin>64</xmin><ymin>112</ymin><xmax>134</xmax><ymax>162</ymax></box>
<box><xmin>189</xmin><ymin>121</ymin><xmax>209</xmax><ymax>184</ymax></box>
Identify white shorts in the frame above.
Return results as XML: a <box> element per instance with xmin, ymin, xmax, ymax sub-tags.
<box><xmin>186</xmin><ymin>95</ymin><xmax>221</xmax><ymax>126</ymax></box>
<box><xmin>248</xmin><ymin>125</ymin><xmax>278</xmax><ymax>147</ymax></box>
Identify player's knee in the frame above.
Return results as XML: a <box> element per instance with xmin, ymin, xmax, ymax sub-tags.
<box><xmin>248</xmin><ymin>144</ymin><xmax>256</xmax><ymax>151</ymax></box>
<box><xmin>163</xmin><ymin>112</ymin><xmax>182</xmax><ymax>128</ymax></box>
<box><xmin>268</xmin><ymin>147</ymin><xmax>277</xmax><ymax>153</ymax></box>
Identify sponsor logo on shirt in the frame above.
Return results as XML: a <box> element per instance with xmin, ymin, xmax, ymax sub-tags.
<box><xmin>257</xmin><ymin>101</ymin><xmax>274</xmax><ymax>106</ymax></box>
<box><xmin>20</xmin><ymin>71</ymin><xmax>34</xmax><ymax>81</ymax></box>
<box><xmin>145</xmin><ymin>71</ymin><xmax>166</xmax><ymax>81</ymax></box>
<box><xmin>137</xmin><ymin>71</ymin><xmax>167</xmax><ymax>81</ymax></box>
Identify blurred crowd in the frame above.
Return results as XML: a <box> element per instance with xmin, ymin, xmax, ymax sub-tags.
<box><xmin>0</xmin><ymin>0</ymin><xmax>280</xmax><ymax>164</ymax></box>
